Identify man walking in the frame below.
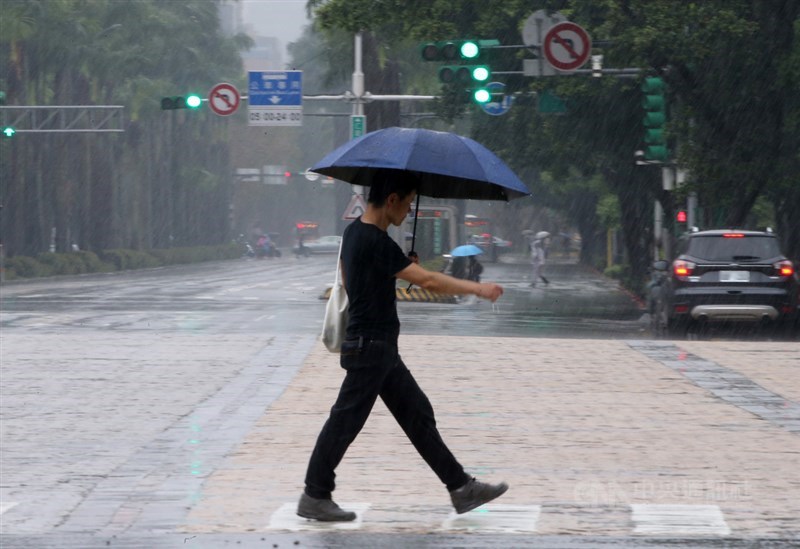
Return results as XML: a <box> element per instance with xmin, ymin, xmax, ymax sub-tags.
<box><xmin>298</xmin><ymin>175</ymin><xmax>508</xmax><ymax>522</ymax></box>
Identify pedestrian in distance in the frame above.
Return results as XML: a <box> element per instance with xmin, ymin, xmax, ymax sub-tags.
<box><xmin>298</xmin><ymin>174</ymin><xmax>508</xmax><ymax>522</ymax></box>
<box><xmin>467</xmin><ymin>255</ymin><xmax>483</xmax><ymax>282</ymax></box>
<box><xmin>529</xmin><ymin>234</ymin><xmax>549</xmax><ymax>287</ymax></box>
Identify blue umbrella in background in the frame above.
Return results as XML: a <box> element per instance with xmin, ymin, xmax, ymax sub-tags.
<box><xmin>450</xmin><ymin>244</ymin><xmax>484</xmax><ymax>257</ymax></box>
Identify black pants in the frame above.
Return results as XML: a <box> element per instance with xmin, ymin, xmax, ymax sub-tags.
<box><xmin>304</xmin><ymin>337</ymin><xmax>469</xmax><ymax>499</ymax></box>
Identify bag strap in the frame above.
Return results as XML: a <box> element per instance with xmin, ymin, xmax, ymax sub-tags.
<box><xmin>333</xmin><ymin>235</ymin><xmax>344</xmax><ymax>285</ymax></box>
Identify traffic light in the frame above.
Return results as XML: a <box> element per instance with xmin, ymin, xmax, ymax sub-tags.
<box><xmin>641</xmin><ymin>76</ymin><xmax>668</xmax><ymax>161</ymax></box>
<box><xmin>2</xmin><ymin>126</ymin><xmax>15</xmax><ymax>138</ymax></box>
<box><xmin>472</xmin><ymin>88</ymin><xmax>491</xmax><ymax>104</ymax></box>
<box><xmin>420</xmin><ymin>40</ymin><xmax>497</xmax><ymax>62</ymax></box>
<box><xmin>676</xmin><ymin>210</ymin><xmax>687</xmax><ymax>223</ymax></box>
<box><xmin>422</xmin><ymin>39</ymin><xmax>499</xmax><ymax>106</ymax></box>
<box><xmin>161</xmin><ymin>94</ymin><xmax>202</xmax><ymax>110</ymax></box>
<box><xmin>438</xmin><ymin>65</ymin><xmax>491</xmax><ymax>85</ymax></box>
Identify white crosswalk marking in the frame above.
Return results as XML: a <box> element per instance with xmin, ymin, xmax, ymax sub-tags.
<box><xmin>0</xmin><ymin>502</ymin><xmax>18</xmax><ymax>515</ymax></box>
<box><xmin>267</xmin><ymin>502</ymin><xmax>370</xmax><ymax>531</ymax></box>
<box><xmin>440</xmin><ymin>504</ymin><xmax>541</xmax><ymax>533</ymax></box>
<box><xmin>631</xmin><ymin>504</ymin><xmax>731</xmax><ymax>536</ymax></box>
<box><xmin>265</xmin><ymin>502</ymin><xmax>733</xmax><ymax>536</ymax></box>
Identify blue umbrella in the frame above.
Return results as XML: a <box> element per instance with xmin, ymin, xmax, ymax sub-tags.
<box><xmin>310</xmin><ymin>127</ymin><xmax>530</xmax><ymax>201</ymax></box>
<box><xmin>450</xmin><ymin>244</ymin><xmax>484</xmax><ymax>257</ymax></box>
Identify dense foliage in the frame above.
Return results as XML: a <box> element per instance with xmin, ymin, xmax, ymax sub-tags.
<box><xmin>0</xmin><ymin>0</ymin><xmax>251</xmax><ymax>257</ymax></box>
<box><xmin>306</xmin><ymin>0</ymin><xmax>800</xmax><ymax>292</ymax></box>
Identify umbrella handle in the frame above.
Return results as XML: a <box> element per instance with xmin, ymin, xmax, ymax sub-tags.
<box><xmin>406</xmin><ymin>193</ymin><xmax>421</xmax><ymax>293</ymax></box>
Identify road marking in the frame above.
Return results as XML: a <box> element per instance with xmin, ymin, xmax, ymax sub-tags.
<box><xmin>441</xmin><ymin>504</ymin><xmax>541</xmax><ymax>533</ymax></box>
<box><xmin>631</xmin><ymin>504</ymin><xmax>731</xmax><ymax>536</ymax></box>
<box><xmin>267</xmin><ymin>502</ymin><xmax>370</xmax><ymax>531</ymax></box>
<box><xmin>628</xmin><ymin>341</ymin><xmax>800</xmax><ymax>433</ymax></box>
<box><xmin>0</xmin><ymin>502</ymin><xmax>18</xmax><ymax>515</ymax></box>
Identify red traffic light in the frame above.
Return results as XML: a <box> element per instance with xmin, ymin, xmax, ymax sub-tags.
<box><xmin>676</xmin><ymin>210</ymin><xmax>687</xmax><ymax>223</ymax></box>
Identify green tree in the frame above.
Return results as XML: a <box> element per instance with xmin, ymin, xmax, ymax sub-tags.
<box><xmin>1</xmin><ymin>0</ymin><xmax>249</xmax><ymax>256</ymax></box>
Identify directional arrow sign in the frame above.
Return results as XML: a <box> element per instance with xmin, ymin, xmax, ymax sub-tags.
<box><xmin>248</xmin><ymin>70</ymin><xmax>303</xmax><ymax>126</ymax></box>
<box><xmin>208</xmin><ymin>83</ymin><xmax>240</xmax><ymax>116</ymax></box>
<box><xmin>343</xmin><ymin>194</ymin><xmax>367</xmax><ymax>220</ymax></box>
<box><xmin>543</xmin><ymin>22</ymin><xmax>591</xmax><ymax>72</ymax></box>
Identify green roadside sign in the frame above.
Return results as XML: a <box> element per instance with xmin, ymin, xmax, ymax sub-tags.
<box><xmin>351</xmin><ymin>115</ymin><xmax>366</xmax><ymax>139</ymax></box>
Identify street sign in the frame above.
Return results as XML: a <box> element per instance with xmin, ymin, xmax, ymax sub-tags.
<box><xmin>543</xmin><ymin>22</ymin><xmax>591</xmax><ymax>72</ymax></box>
<box><xmin>351</xmin><ymin>115</ymin><xmax>366</xmax><ymax>139</ymax></box>
<box><xmin>248</xmin><ymin>70</ymin><xmax>302</xmax><ymax>126</ymax></box>
<box><xmin>208</xmin><ymin>83</ymin><xmax>240</xmax><ymax>116</ymax></box>
<box><xmin>343</xmin><ymin>194</ymin><xmax>367</xmax><ymax>220</ymax></box>
<box><xmin>521</xmin><ymin>10</ymin><xmax>567</xmax><ymax>77</ymax></box>
<box><xmin>522</xmin><ymin>10</ymin><xmax>567</xmax><ymax>50</ymax></box>
<box><xmin>480</xmin><ymin>82</ymin><xmax>513</xmax><ymax>116</ymax></box>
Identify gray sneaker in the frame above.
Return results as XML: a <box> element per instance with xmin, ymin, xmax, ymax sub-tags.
<box><xmin>296</xmin><ymin>493</ymin><xmax>356</xmax><ymax>522</ymax></box>
<box><xmin>449</xmin><ymin>477</ymin><xmax>509</xmax><ymax>514</ymax></box>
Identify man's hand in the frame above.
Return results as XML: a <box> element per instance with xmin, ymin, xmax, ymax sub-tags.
<box><xmin>477</xmin><ymin>283</ymin><xmax>503</xmax><ymax>302</ymax></box>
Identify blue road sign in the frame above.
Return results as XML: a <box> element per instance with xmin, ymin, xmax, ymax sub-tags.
<box><xmin>248</xmin><ymin>70</ymin><xmax>303</xmax><ymax>126</ymax></box>
<box><xmin>480</xmin><ymin>82</ymin><xmax>513</xmax><ymax>116</ymax></box>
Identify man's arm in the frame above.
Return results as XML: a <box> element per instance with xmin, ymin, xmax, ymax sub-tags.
<box><xmin>396</xmin><ymin>263</ymin><xmax>503</xmax><ymax>302</ymax></box>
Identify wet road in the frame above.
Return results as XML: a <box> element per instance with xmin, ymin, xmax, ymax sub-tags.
<box><xmin>0</xmin><ymin>254</ymin><xmax>647</xmax><ymax>340</ymax></box>
<box><xmin>2</xmin><ymin>257</ymin><xmax>797</xmax><ymax>548</ymax></box>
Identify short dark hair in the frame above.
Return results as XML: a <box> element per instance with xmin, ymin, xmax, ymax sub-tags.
<box><xmin>367</xmin><ymin>170</ymin><xmax>418</xmax><ymax>205</ymax></box>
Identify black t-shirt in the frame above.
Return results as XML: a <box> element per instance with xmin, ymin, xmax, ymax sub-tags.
<box><xmin>341</xmin><ymin>217</ymin><xmax>411</xmax><ymax>340</ymax></box>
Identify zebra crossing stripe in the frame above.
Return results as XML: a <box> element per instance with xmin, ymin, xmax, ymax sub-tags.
<box><xmin>631</xmin><ymin>504</ymin><xmax>731</xmax><ymax>536</ymax></box>
<box><xmin>441</xmin><ymin>504</ymin><xmax>541</xmax><ymax>533</ymax></box>
<box><xmin>267</xmin><ymin>502</ymin><xmax>370</xmax><ymax>531</ymax></box>
<box><xmin>265</xmin><ymin>502</ymin><xmax>731</xmax><ymax>536</ymax></box>
<box><xmin>0</xmin><ymin>502</ymin><xmax>18</xmax><ymax>515</ymax></box>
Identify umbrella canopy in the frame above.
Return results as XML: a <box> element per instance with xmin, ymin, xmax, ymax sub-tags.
<box><xmin>450</xmin><ymin>244</ymin><xmax>484</xmax><ymax>257</ymax></box>
<box><xmin>535</xmin><ymin>231</ymin><xmax>551</xmax><ymax>240</ymax></box>
<box><xmin>310</xmin><ymin>127</ymin><xmax>530</xmax><ymax>201</ymax></box>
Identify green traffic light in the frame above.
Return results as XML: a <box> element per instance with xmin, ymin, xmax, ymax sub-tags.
<box><xmin>471</xmin><ymin>66</ymin><xmax>490</xmax><ymax>82</ymax></box>
<box><xmin>186</xmin><ymin>94</ymin><xmax>202</xmax><ymax>108</ymax></box>
<box><xmin>644</xmin><ymin>145</ymin><xmax>669</xmax><ymax>161</ymax></box>
<box><xmin>641</xmin><ymin>76</ymin><xmax>665</xmax><ymax>93</ymax></box>
<box><xmin>2</xmin><ymin>126</ymin><xmax>15</xmax><ymax>138</ymax></box>
<box><xmin>460</xmin><ymin>41</ymin><xmax>479</xmax><ymax>59</ymax></box>
<box><xmin>473</xmin><ymin>89</ymin><xmax>491</xmax><ymax>104</ymax></box>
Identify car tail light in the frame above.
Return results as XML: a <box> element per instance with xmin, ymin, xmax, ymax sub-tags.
<box><xmin>674</xmin><ymin>304</ymin><xmax>689</xmax><ymax>314</ymax></box>
<box><xmin>774</xmin><ymin>260</ymin><xmax>794</xmax><ymax>277</ymax></box>
<box><xmin>672</xmin><ymin>259</ymin><xmax>695</xmax><ymax>278</ymax></box>
<box><xmin>723</xmin><ymin>233</ymin><xmax>745</xmax><ymax>238</ymax></box>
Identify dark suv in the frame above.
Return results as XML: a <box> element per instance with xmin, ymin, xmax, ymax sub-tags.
<box><xmin>650</xmin><ymin>229</ymin><xmax>798</xmax><ymax>337</ymax></box>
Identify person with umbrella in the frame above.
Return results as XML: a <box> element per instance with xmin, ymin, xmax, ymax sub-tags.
<box><xmin>449</xmin><ymin>244</ymin><xmax>485</xmax><ymax>282</ymax></box>
<box><xmin>528</xmin><ymin>231</ymin><xmax>550</xmax><ymax>287</ymax></box>
<box><xmin>297</xmin><ymin>173</ymin><xmax>509</xmax><ymax>522</ymax></box>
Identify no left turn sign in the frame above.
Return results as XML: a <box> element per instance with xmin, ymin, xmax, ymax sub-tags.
<box><xmin>208</xmin><ymin>83</ymin><xmax>240</xmax><ymax>116</ymax></box>
<box><xmin>543</xmin><ymin>21</ymin><xmax>591</xmax><ymax>72</ymax></box>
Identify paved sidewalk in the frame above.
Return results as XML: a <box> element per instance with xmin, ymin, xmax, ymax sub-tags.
<box><xmin>183</xmin><ymin>336</ymin><xmax>800</xmax><ymax>538</ymax></box>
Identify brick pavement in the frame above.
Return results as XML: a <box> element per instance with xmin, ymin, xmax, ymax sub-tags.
<box><xmin>183</xmin><ymin>336</ymin><xmax>800</xmax><ymax>538</ymax></box>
